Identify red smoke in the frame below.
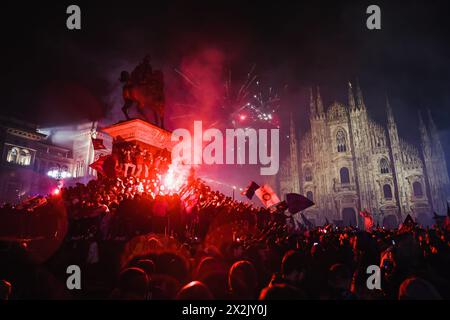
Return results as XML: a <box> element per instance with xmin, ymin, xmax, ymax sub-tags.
<box><xmin>166</xmin><ymin>47</ymin><xmax>226</xmax><ymax>130</ymax></box>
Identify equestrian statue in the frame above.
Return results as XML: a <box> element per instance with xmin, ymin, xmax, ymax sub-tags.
<box><xmin>119</xmin><ymin>55</ymin><xmax>165</xmax><ymax>128</ymax></box>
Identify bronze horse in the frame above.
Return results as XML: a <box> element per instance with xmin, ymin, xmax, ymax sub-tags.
<box><xmin>119</xmin><ymin>69</ymin><xmax>165</xmax><ymax>128</ymax></box>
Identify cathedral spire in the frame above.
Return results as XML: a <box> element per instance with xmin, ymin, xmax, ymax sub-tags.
<box><xmin>427</xmin><ymin>108</ymin><xmax>445</xmax><ymax>156</ymax></box>
<box><xmin>418</xmin><ymin>110</ymin><xmax>431</xmax><ymax>157</ymax></box>
<box><xmin>309</xmin><ymin>87</ymin><xmax>316</xmax><ymax>117</ymax></box>
<box><xmin>386</xmin><ymin>95</ymin><xmax>395</xmax><ymax>125</ymax></box>
<box><xmin>355</xmin><ymin>80</ymin><xmax>365</xmax><ymax>110</ymax></box>
<box><xmin>348</xmin><ymin>81</ymin><xmax>356</xmax><ymax>110</ymax></box>
<box><xmin>427</xmin><ymin>108</ymin><xmax>439</xmax><ymax>137</ymax></box>
<box><xmin>316</xmin><ymin>86</ymin><xmax>324</xmax><ymax>114</ymax></box>
<box><xmin>290</xmin><ymin>113</ymin><xmax>296</xmax><ymax>139</ymax></box>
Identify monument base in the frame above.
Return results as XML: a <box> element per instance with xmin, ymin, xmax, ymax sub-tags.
<box><xmin>101</xmin><ymin>119</ymin><xmax>174</xmax><ymax>154</ymax></box>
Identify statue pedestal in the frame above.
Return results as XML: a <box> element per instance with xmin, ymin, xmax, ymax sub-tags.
<box><xmin>101</xmin><ymin>119</ymin><xmax>174</xmax><ymax>154</ymax></box>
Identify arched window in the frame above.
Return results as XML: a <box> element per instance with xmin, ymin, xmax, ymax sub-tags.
<box><xmin>304</xmin><ymin>167</ymin><xmax>312</xmax><ymax>182</ymax></box>
<box><xmin>413</xmin><ymin>181</ymin><xmax>423</xmax><ymax>197</ymax></box>
<box><xmin>336</xmin><ymin>129</ymin><xmax>347</xmax><ymax>152</ymax></box>
<box><xmin>306</xmin><ymin>191</ymin><xmax>313</xmax><ymax>202</ymax></box>
<box><xmin>340</xmin><ymin>167</ymin><xmax>350</xmax><ymax>184</ymax></box>
<box><xmin>18</xmin><ymin>149</ymin><xmax>31</xmax><ymax>166</ymax></box>
<box><xmin>380</xmin><ymin>158</ymin><xmax>390</xmax><ymax>174</ymax></box>
<box><xmin>6</xmin><ymin>147</ymin><xmax>19</xmax><ymax>163</ymax></box>
<box><xmin>383</xmin><ymin>184</ymin><xmax>393</xmax><ymax>199</ymax></box>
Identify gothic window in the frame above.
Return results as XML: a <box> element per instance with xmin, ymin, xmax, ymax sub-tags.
<box><xmin>413</xmin><ymin>181</ymin><xmax>423</xmax><ymax>197</ymax></box>
<box><xmin>340</xmin><ymin>167</ymin><xmax>350</xmax><ymax>184</ymax></box>
<box><xmin>304</xmin><ymin>167</ymin><xmax>312</xmax><ymax>182</ymax></box>
<box><xmin>383</xmin><ymin>184</ymin><xmax>393</xmax><ymax>199</ymax></box>
<box><xmin>6</xmin><ymin>147</ymin><xmax>19</xmax><ymax>163</ymax></box>
<box><xmin>336</xmin><ymin>129</ymin><xmax>347</xmax><ymax>152</ymax></box>
<box><xmin>306</xmin><ymin>191</ymin><xmax>313</xmax><ymax>202</ymax></box>
<box><xmin>380</xmin><ymin>158</ymin><xmax>390</xmax><ymax>174</ymax></box>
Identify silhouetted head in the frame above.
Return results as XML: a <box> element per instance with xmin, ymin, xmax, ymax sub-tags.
<box><xmin>0</xmin><ymin>280</ymin><xmax>12</xmax><ymax>300</ymax></box>
<box><xmin>119</xmin><ymin>71</ymin><xmax>130</xmax><ymax>82</ymax></box>
<box><xmin>176</xmin><ymin>281</ymin><xmax>213</xmax><ymax>300</ymax></box>
<box><xmin>117</xmin><ymin>267</ymin><xmax>149</xmax><ymax>300</ymax></box>
<box><xmin>259</xmin><ymin>284</ymin><xmax>305</xmax><ymax>300</ymax></box>
<box><xmin>398</xmin><ymin>277</ymin><xmax>442</xmax><ymax>300</ymax></box>
<box><xmin>228</xmin><ymin>260</ymin><xmax>258</xmax><ymax>299</ymax></box>
<box><xmin>281</xmin><ymin>250</ymin><xmax>307</xmax><ymax>283</ymax></box>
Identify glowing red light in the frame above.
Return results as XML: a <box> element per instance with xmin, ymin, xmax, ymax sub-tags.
<box><xmin>52</xmin><ymin>188</ymin><xmax>60</xmax><ymax>195</ymax></box>
<box><xmin>239</xmin><ymin>114</ymin><xmax>247</xmax><ymax>121</ymax></box>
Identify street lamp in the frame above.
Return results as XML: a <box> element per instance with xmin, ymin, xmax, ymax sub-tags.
<box><xmin>47</xmin><ymin>168</ymin><xmax>72</xmax><ymax>179</ymax></box>
<box><xmin>47</xmin><ymin>167</ymin><xmax>72</xmax><ymax>190</ymax></box>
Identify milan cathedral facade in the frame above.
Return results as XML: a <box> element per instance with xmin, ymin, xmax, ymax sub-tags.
<box><xmin>278</xmin><ymin>83</ymin><xmax>450</xmax><ymax>228</ymax></box>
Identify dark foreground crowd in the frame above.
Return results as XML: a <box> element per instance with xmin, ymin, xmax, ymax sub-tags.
<box><xmin>0</xmin><ymin>176</ymin><xmax>449</xmax><ymax>300</ymax></box>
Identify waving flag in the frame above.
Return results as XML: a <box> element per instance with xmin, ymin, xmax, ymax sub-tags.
<box><xmin>285</xmin><ymin>193</ymin><xmax>315</xmax><ymax>214</ymax></box>
<box><xmin>255</xmin><ymin>184</ymin><xmax>280</xmax><ymax>208</ymax></box>
<box><xmin>241</xmin><ymin>181</ymin><xmax>260</xmax><ymax>200</ymax></box>
<box><xmin>91</xmin><ymin>138</ymin><xmax>106</xmax><ymax>150</ymax></box>
<box><xmin>359</xmin><ymin>209</ymin><xmax>374</xmax><ymax>231</ymax></box>
<box><xmin>89</xmin><ymin>155</ymin><xmax>115</xmax><ymax>177</ymax></box>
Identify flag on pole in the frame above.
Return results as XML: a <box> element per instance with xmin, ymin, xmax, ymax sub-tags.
<box><xmin>285</xmin><ymin>193</ymin><xmax>315</xmax><ymax>214</ymax></box>
<box><xmin>359</xmin><ymin>209</ymin><xmax>374</xmax><ymax>231</ymax></box>
<box><xmin>89</xmin><ymin>155</ymin><xmax>110</xmax><ymax>176</ymax></box>
<box><xmin>241</xmin><ymin>181</ymin><xmax>260</xmax><ymax>200</ymax></box>
<box><xmin>300</xmin><ymin>212</ymin><xmax>314</xmax><ymax>229</ymax></box>
<box><xmin>255</xmin><ymin>184</ymin><xmax>280</xmax><ymax>208</ymax></box>
<box><xmin>92</xmin><ymin>138</ymin><xmax>106</xmax><ymax>150</ymax></box>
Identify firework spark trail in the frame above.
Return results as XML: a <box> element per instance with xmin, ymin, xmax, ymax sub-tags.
<box><xmin>174</xmin><ymin>68</ymin><xmax>201</xmax><ymax>89</ymax></box>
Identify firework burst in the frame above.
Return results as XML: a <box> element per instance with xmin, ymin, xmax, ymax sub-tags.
<box><xmin>174</xmin><ymin>64</ymin><xmax>282</xmax><ymax>128</ymax></box>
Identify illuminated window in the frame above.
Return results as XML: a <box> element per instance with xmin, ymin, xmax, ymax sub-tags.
<box><xmin>304</xmin><ymin>167</ymin><xmax>312</xmax><ymax>182</ymax></box>
<box><xmin>380</xmin><ymin>158</ymin><xmax>390</xmax><ymax>174</ymax></box>
<box><xmin>18</xmin><ymin>149</ymin><xmax>31</xmax><ymax>166</ymax></box>
<box><xmin>336</xmin><ymin>129</ymin><xmax>347</xmax><ymax>152</ymax></box>
<box><xmin>6</xmin><ymin>147</ymin><xmax>19</xmax><ymax>163</ymax></box>
<box><xmin>340</xmin><ymin>167</ymin><xmax>350</xmax><ymax>183</ymax></box>
<box><xmin>383</xmin><ymin>184</ymin><xmax>393</xmax><ymax>199</ymax></box>
<box><xmin>413</xmin><ymin>182</ymin><xmax>423</xmax><ymax>197</ymax></box>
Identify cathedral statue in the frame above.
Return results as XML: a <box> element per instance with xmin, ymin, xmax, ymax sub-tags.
<box><xmin>119</xmin><ymin>55</ymin><xmax>165</xmax><ymax>128</ymax></box>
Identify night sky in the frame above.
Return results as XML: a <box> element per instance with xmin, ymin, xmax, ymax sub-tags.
<box><xmin>2</xmin><ymin>0</ymin><xmax>450</xmax><ymax>191</ymax></box>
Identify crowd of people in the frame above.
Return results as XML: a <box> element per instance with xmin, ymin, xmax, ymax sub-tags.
<box><xmin>0</xmin><ymin>166</ymin><xmax>449</xmax><ymax>300</ymax></box>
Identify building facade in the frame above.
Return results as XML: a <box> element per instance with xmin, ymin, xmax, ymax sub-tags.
<box><xmin>0</xmin><ymin>118</ymin><xmax>113</xmax><ymax>204</ymax></box>
<box><xmin>278</xmin><ymin>83</ymin><xmax>450</xmax><ymax>228</ymax></box>
<box><xmin>0</xmin><ymin>117</ymin><xmax>73</xmax><ymax>203</ymax></box>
